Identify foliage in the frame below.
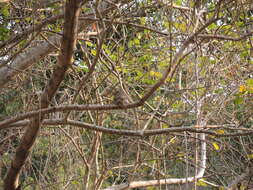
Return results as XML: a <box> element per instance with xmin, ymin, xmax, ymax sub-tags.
<box><xmin>0</xmin><ymin>0</ymin><xmax>253</xmax><ymax>189</ymax></box>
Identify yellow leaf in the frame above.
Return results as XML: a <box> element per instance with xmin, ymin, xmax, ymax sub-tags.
<box><xmin>169</xmin><ymin>137</ymin><xmax>176</xmax><ymax>144</ymax></box>
<box><xmin>149</xmin><ymin>71</ymin><xmax>162</xmax><ymax>78</ymax></box>
<box><xmin>162</xmin><ymin>123</ymin><xmax>169</xmax><ymax>128</ymax></box>
<box><xmin>176</xmin><ymin>153</ymin><xmax>184</xmax><ymax>157</ymax></box>
<box><xmin>209</xmin><ymin>135</ymin><xmax>215</xmax><ymax>139</ymax></box>
<box><xmin>91</xmin><ymin>49</ymin><xmax>97</xmax><ymax>56</ymax></box>
<box><xmin>215</xmin><ymin>129</ymin><xmax>225</xmax><ymax>134</ymax></box>
<box><xmin>212</xmin><ymin>142</ymin><xmax>220</xmax><ymax>150</ymax></box>
<box><xmin>239</xmin><ymin>85</ymin><xmax>246</xmax><ymax>92</ymax></box>
<box><xmin>247</xmin><ymin>154</ymin><xmax>253</xmax><ymax>159</ymax></box>
<box><xmin>197</xmin><ymin>179</ymin><xmax>208</xmax><ymax>187</ymax></box>
<box><xmin>85</xmin><ymin>41</ymin><xmax>93</xmax><ymax>47</ymax></box>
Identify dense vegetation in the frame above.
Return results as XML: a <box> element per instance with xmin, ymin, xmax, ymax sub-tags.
<box><xmin>0</xmin><ymin>0</ymin><xmax>252</xmax><ymax>189</ymax></box>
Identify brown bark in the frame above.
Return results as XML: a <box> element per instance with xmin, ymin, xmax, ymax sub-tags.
<box><xmin>3</xmin><ymin>0</ymin><xmax>82</xmax><ymax>189</ymax></box>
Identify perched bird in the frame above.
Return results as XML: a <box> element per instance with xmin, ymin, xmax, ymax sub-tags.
<box><xmin>113</xmin><ymin>89</ymin><xmax>128</xmax><ymax>105</ymax></box>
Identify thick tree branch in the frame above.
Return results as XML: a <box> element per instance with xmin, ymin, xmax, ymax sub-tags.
<box><xmin>3</xmin><ymin>1</ymin><xmax>82</xmax><ymax>189</ymax></box>
<box><xmin>4</xmin><ymin>119</ymin><xmax>253</xmax><ymax>137</ymax></box>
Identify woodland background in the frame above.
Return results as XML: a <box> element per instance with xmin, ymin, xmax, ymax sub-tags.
<box><xmin>0</xmin><ymin>0</ymin><xmax>253</xmax><ymax>189</ymax></box>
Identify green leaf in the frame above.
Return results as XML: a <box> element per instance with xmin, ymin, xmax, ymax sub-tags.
<box><xmin>208</xmin><ymin>23</ymin><xmax>216</xmax><ymax>30</ymax></box>
<box><xmin>246</xmin><ymin>78</ymin><xmax>253</xmax><ymax>87</ymax></box>
<box><xmin>1</xmin><ymin>5</ymin><xmax>9</xmax><ymax>17</ymax></box>
<box><xmin>234</xmin><ymin>96</ymin><xmax>243</xmax><ymax>105</ymax></box>
<box><xmin>102</xmin><ymin>44</ymin><xmax>111</xmax><ymax>55</ymax></box>
<box><xmin>133</xmin><ymin>38</ymin><xmax>140</xmax><ymax>45</ymax></box>
<box><xmin>147</xmin><ymin>187</ymin><xmax>156</xmax><ymax>190</ymax></box>
<box><xmin>236</xmin><ymin>21</ymin><xmax>244</xmax><ymax>27</ymax></box>
<box><xmin>140</xmin><ymin>17</ymin><xmax>146</xmax><ymax>25</ymax></box>
<box><xmin>128</xmin><ymin>40</ymin><xmax>134</xmax><ymax>48</ymax></box>
<box><xmin>71</xmin><ymin>180</ymin><xmax>79</xmax><ymax>185</ymax></box>
<box><xmin>0</xmin><ymin>26</ymin><xmax>9</xmax><ymax>41</ymax></box>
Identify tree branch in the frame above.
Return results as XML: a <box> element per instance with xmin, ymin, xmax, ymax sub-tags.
<box><xmin>3</xmin><ymin>0</ymin><xmax>82</xmax><ymax>189</ymax></box>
